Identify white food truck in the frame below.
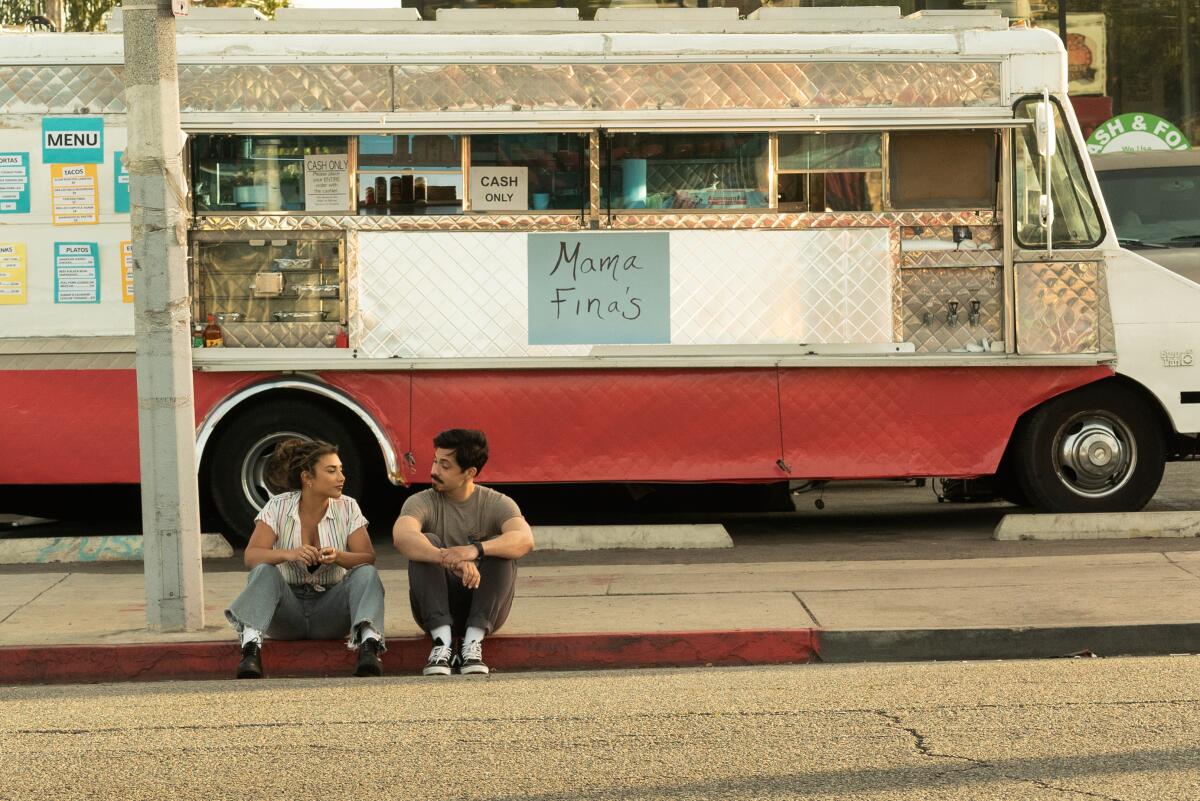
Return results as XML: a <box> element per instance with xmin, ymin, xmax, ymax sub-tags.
<box><xmin>1</xmin><ymin>5</ymin><xmax>1197</xmax><ymax>537</ymax></box>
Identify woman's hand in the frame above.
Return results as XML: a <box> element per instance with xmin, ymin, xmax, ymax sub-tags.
<box><xmin>290</xmin><ymin>544</ymin><xmax>321</xmax><ymax>565</ymax></box>
<box><xmin>318</xmin><ymin>546</ymin><xmax>338</xmax><ymax>565</ymax></box>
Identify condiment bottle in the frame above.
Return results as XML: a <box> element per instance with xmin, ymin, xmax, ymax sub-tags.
<box><xmin>203</xmin><ymin>314</ymin><xmax>223</xmax><ymax>348</ymax></box>
<box><xmin>191</xmin><ymin>319</ymin><xmax>204</xmax><ymax>348</ymax></box>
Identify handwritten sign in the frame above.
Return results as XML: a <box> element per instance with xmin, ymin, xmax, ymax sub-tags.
<box><xmin>0</xmin><ymin>242</ymin><xmax>26</xmax><ymax>304</ymax></box>
<box><xmin>0</xmin><ymin>153</ymin><xmax>30</xmax><ymax>214</ymax></box>
<box><xmin>471</xmin><ymin>166</ymin><xmax>528</xmax><ymax>212</ymax></box>
<box><xmin>528</xmin><ymin>233</ymin><xmax>669</xmax><ymax>345</ymax></box>
<box><xmin>51</xmin><ymin>163</ymin><xmax>99</xmax><ymax>225</ymax></box>
<box><xmin>303</xmin><ymin>154</ymin><xmax>349</xmax><ymax>212</ymax></box>
<box><xmin>54</xmin><ymin>241</ymin><xmax>99</xmax><ymax>304</ymax></box>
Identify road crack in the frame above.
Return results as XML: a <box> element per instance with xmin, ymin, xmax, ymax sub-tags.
<box><xmin>0</xmin><ymin>572</ymin><xmax>70</xmax><ymax>626</ymax></box>
<box><xmin>874</xmin><ymin>709</ymin><xmax>1127</xmax><ymax>801</ymax></box>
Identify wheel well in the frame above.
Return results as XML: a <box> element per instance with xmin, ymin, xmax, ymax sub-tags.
<box><xmin>197</xmin><ymin>388</ymin><xmax>388</xmax><ymax>488</ymax></box>
<box><xmin>999</xmin><ymin>374</ymin><xmax>1178</xmax><ymax>472</ymax></box>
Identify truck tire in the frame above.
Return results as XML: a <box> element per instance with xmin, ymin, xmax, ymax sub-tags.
<box><xmin>206</xmin><ymin>399</ymin><xmax>364</xmax><ymax>543</ymax></box>
<box><xmin>1012</xmin><ymin>382</ymin><xmax>1165</xmax><ymax>513</ymax></box>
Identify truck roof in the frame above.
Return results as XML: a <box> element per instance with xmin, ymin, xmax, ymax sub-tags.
<box><xmin>0</xmin><ymin>6</ymin><xmax>1064</xmax><ymax>64</ymax></box>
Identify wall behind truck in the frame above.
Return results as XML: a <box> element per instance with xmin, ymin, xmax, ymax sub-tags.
<box><xmin>0</xmin><ymin>116</ymin><xmax>132</xmax><ymax>337</ymax></box>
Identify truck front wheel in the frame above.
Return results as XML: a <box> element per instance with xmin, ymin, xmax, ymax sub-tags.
<box><xmin>1012</xmin><ymin>382</ymin><xmax>1165</xmax><ymax>513</ymax></box>
<box><xmin>206</xmin><ymin>399</ymin><xmax>364</xmax><ymax>543</ymax></box>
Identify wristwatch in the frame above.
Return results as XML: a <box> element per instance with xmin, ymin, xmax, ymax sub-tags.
<box><xmin>468</xmin><ymin>536</ymin><xmax>485</xmax><ymax>560</ymax></box>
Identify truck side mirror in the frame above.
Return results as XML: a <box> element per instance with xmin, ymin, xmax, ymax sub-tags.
<box><xmin>1034</xmin><ymin>100</ymin><xmax>1057</xmax><ymax>159</ymax></box>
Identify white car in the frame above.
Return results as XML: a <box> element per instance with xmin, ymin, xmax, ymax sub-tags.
<box><xmin>1093</xmin><ymin>149</ymin><xmax>1200</xmax><ymax>284</ymax></box>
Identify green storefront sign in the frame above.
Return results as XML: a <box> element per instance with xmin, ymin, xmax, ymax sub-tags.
<box><xmin>1086</xmin><ymin>113</ymin><xmax>1191</xmax><ymax>155</ymax></box>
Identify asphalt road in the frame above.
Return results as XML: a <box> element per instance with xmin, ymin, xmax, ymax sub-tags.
<box><xmin>2</xmin><ymin>656</ymin><xmax>1198</xmax><ymax>800</ymax></box>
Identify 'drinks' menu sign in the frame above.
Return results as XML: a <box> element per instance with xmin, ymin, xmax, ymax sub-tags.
<box><xmin>527</xmin><ymin>232</ymin><xmax>670</xmax><ymax>345</ymax></box>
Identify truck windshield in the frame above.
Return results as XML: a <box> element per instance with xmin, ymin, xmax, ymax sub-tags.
<box><xmin>1013</xmin><ymin>98</ymin><xmax>1104</xmax><ymax>249</ymax></box>
<box><xmin>1096</xmin><ymin>166</ymin><xmax>1200</xmax><ymax>249</ymax></box>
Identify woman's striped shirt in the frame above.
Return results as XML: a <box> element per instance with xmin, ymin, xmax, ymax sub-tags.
<box><xmin>255</xmin><ymin>491</ymin><xmax>368</xmax><ymax>588</ymax></box>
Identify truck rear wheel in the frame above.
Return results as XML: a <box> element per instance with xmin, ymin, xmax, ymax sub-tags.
<box><xmin>206</xmin><ymin>399</ymin><xmax>364</xmax><ymax>543</ymax></box>
<box><xmin>1012</xmin><ymin>382</ymin><xmax>1165</xmax><ymax>513</ymax></box>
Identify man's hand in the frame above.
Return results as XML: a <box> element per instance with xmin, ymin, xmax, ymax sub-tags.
<box><xmin>440</xmin><ymin>544</ymin><xmax>479</xmax><ymax>568</ymax></box>
<box><xmin>451</xmin><ymin>559</ymin><xmax>481</xmax><ymax>589</ymax></box>
<box><xmin>290</xmin><ymin>544</ymin><xmax>320</xmax><ymax>565</ymax></box>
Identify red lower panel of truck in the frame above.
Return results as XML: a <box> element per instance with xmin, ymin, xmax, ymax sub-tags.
<box><xmin>1</xmin><ymin>365</ymin><xmax>1112</xmax><ymax>485</ymax></box>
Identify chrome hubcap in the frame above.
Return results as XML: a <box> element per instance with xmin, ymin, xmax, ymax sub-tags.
<box><xmin>240</xmin><ymin>431</ymin><xmax>308</xmax><ymax>510</ymax></box>
<box><xmin>1054</xmin><ymin>414</ymin><xmax>1136</xmax><ymax>498</ymax></box>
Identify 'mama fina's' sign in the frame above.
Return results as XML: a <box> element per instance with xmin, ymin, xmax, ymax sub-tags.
<box><xmin>42</xmin><ymin>117</ymin><xmax>104</xmax><ymax>164</ymax></box>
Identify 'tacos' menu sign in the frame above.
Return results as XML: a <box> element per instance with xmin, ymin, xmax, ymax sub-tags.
<box><xmin>528</xmin><ymin>232</ymin><xmax>670</xmax><ymax>345</ymax></box>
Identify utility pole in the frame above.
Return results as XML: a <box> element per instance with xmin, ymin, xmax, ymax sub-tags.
<box><xmin>121</xmin><ymin>0</ymin><xmax>204</xmax><ymax>631</ymax></box>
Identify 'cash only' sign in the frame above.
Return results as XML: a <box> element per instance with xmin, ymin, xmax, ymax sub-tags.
<box><xmin>527</xmin><ymin>232</ymin><xmax>670</xmax><ymax>345</ymax></box>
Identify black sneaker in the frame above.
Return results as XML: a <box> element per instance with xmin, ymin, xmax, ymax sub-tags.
<box><xmin>236</xmin><ymin>641</ymin><xmax>263</xmax><ymax>679</ymax></box>
<box><xmin>354</xmin><ymin>638</ymin><xmax>383</xmax><ymax>677</ymax></box>
<box><xmin>422</xmin><ymin>638</ymin><xmax>452</xmax><ymax>676</ymax></box>
<box><xmin>459</xmin><ymin>640</ymin><xmax>489</xmax><ymax>675</ymax></box>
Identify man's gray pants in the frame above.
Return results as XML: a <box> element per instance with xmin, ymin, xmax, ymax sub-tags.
<box><xmin>225</xmin><ymin>563</ymin><xmax>386</xmax><ymax>650</ymax></box>
<box><xmin>409</xmin><ymin>532</ymin><xmax>516</xmax><ymax>637</ymax></box>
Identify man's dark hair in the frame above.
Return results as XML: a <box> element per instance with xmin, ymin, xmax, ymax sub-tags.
<box><xmin>433</xmin><ymin>428</ymin><xmax>489</xmax><ymax>475</ymax></box>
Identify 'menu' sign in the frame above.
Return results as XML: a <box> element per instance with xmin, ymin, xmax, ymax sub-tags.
<box><xmin>42</xmin><ymin>118</ymin><xmax>104</xmax><ymax>164</ymax></box>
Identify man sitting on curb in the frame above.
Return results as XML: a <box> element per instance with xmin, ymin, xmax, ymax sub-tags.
<box><xmin>392</xmin><ymin>428</ymin><xmax>534</xmax><ymax>675</ymax></box>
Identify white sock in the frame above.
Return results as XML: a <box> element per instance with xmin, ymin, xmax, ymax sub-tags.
<box><xmin>240</xmin><ymin>626</ymin><xmax>262</xmax><ymax>648</ymax></box>
<box><xmin>464</xmin><ymin>626</ymin><xmax>486</xmax><ymax>646</ymax></box>
<box><xmin>430</xmin><ymin>625</ymin><xmax>452</xmax><ymax>646</ymax></box>
<box><xmin>358</xmin><ymin>624</ymin><xmax>381</xmax><ymax>644</ymax></box>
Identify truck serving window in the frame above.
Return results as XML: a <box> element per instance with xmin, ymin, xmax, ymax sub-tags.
<box><xmin>777</xmin><ymin>132</ymin><xmax>882</xmax><ymax>212</ymax></box>
<box><xmin>357</xmin><ymin>134</ymin><xmax>462</xmax><ymax>216</ymax></box>
<box><xmin>1013</xmin><ymin>99</ymin><xmax>1104</xmax><ymax>249</ymax></box>
<box><xmin>888</xmin><ymin>131</ymin><xmax>998</xmax><ymax>210</ymax></box>
<box><xmin>191</xmin><ymin>135</ymin><xmax>351</xmax><ymax>214</ymax></box>
<box><xmin>601</xmin><ymin>133</ymin><xmax>769</xmax><ymax>211</ymax></box>
<box><xmin>470</xmin><ymin>133</ymin><xmax>588</xmax><ymax>213</ymax></box>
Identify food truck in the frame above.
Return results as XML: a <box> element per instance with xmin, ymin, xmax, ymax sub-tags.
<box><xmin>1</xmin><ymin>5</ymin><xmax>1198</xmax><ymax>537</ymax></box>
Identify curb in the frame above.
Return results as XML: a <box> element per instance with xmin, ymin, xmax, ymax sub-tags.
<box><xmin>994</xmin><ymin>511</ymin><xmax>1200</xmax><ymax>541</ymax></box>
<box><xmin>0</xmin><ymin>629</ymin><xmax>817</xmax><ymax>685</ymax></box>
<box><xmin>0</xmin><ymin>533</ymin><xmax>233</xmax><ymax>564</ymax></box>
<box><xmin>815</xmin><ymin>624</ymin><xmax>1200</xmax><ymax>663</ymax></box>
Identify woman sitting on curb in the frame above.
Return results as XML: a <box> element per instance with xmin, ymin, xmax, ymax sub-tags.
<box><xmin>224</xmin><ymin>438</ymin><xmax>386</xmax><ymax>679</ymax></box>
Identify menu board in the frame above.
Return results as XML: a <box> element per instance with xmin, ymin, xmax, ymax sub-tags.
<box><xmin>0</xmin><ymin>153</ymin><xmax>30</xmax><ymax>214</ymax></box>
<box><xmin>120</xmin><ymin>240</ymin><xmax>134</xmax><ymax>303</ymax></box>
<box><xmin>54</xmin><ymin>242</ymin><xmax>99</xmax><ymax>303</ymax></box>
<box><xmin>51</xmin><ymin>164</ymin><xmax>99</xmax><ymax>225</ymax></box>
<box><xmin>0</xmin><ymin>242</ymin><xmax>26</xmax><ymax>304</ymax></box>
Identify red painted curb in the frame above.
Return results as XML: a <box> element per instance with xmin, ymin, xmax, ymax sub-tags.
<box><xmin>0</xmin><ymin>629</ymin><xmax>817</xmax><ymax>685</ymax></box>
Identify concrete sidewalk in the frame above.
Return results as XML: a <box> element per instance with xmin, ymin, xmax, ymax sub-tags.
<box><xmin>3</xmin><ymin>549</ymin><xmax>1200</xmax><ymax>684</ymax></box>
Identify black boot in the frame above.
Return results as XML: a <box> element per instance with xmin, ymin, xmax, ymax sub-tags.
<box><xmin>236</xmin><ymin>641</ymin><xmax>263</xmax><ymax>679</ymax></box>
<box><xmin>354</xmin><ymin>638</ymin><xmax>383</xmax><ymax>677</ymax></box>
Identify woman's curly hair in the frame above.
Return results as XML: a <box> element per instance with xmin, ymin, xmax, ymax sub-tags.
<box><xmin>264</xmin><ymin>438</ymin><xmax>339</xmax><ymax>492</ymax></box>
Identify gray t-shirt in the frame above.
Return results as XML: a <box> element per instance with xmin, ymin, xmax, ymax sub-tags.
<box><xmin>400</xmin><ymin>485</ymin><xmax>522</xmax><ymax>547</ymax></box>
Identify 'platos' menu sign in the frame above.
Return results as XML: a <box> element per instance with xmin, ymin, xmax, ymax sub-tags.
<box><xmin>471</xmin><ymin>166</ymin><xmax>528</xmax><ymax>212</ymax></box>
<box><xmin>528</xmin><ymin>232</ymin><xmax>670</xmax><ymax>345</ymax></box>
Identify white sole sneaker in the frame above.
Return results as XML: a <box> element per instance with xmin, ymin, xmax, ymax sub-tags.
<box><xmin>422</xmin><ymin>664</ymin><xmax>452</xmax><ymax>676</ymax></box>
<box><xmin>459</xmin><ymin>662</ymin><xmax>489</xmax><ymax>675</ymax></box>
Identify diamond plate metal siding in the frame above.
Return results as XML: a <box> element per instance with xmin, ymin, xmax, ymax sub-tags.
<box><xmin>179</xmin><ymin>64</ymin><xmax>392</xmax><ymax>113</ymax></box>
<box><xmin>0</xmin><ymin>65</ymin><xmax>126</xmax><ymax>113</ymax></box>
<box><xmin>195</xmin><ymin>211</ymin><xmax>993</xmax><ymax>233</ymax></box>
<box><xmin>410</xmin><ymin>369</ymin><xmax>785</xmax><ymax>482</ymax></box>
<box><xmin>902</xmin><ymin>250</ymin><xmax>1002</xmax><ymax>269</ymax></box>
<box><xmin>1015</xmin><ymin>261</ymin><xmax>1106</xmax><ymax>355</ymax></box>
<box><xmin>0</xmin><ymin>64</ymin><xmax>391</xmax><ymax>114</ymax></box>
<box><xmin>220</xmin><ymin>322</ymin><xmax>339</xmax><ymax>348</ymax></box>
<box><xmin>392</xmin><ymin>61</ymin><xmax>1002</xmax><ymax>113</ymax></box>
<box><xmin>356</xmin><ymin>228</ymin><xmax>894</xmax><ymax>358</ymax></box>
<box><xmin>901</xmin><ymin>267</ymin><xmax>1003</xmax><ymax>352</ymax></box>
<box><xmin>780</xmin><ymin>365</ymin><xmax>1113</xmax><ymax>479</ymax></box>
